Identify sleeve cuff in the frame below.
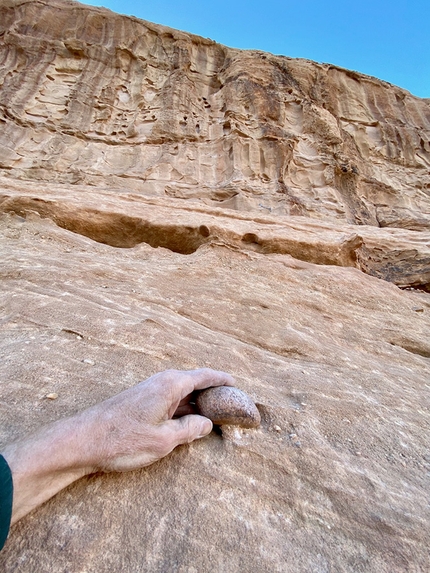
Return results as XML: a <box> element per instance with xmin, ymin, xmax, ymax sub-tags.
<box><xmin>0</xmin><ymin>454</ymin><xmax>13</xmax><ymax>550</ymax></box>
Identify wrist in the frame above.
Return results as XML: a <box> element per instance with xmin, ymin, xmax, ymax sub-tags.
<box><xmin>2</xmin><ymin>414</ymin><xmax>95</xmax><ymax>524</ymax></box>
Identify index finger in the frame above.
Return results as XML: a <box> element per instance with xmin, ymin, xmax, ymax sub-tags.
<box><xmin>165</xmin><ymin>368</ymin><xmax>235</xmax><ymax>403</ymax></box>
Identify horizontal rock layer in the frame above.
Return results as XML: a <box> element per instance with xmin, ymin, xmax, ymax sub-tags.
<box><xmin>0</xmin><ymin>178</ymin><xmax>429</xmax><ymax>289</ymax></box>
<box><xmin>0</xmin><ymin>1</ymin><xmax>429</xmax><ymax>573</ymax></box>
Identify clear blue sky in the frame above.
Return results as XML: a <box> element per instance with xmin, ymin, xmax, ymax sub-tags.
<box><xmin>83</xmin><ymin>0</ymin><xmax>429</xmax><ymax>98</ymax></box>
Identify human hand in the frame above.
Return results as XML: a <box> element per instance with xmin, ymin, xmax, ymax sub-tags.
<box><xmin>2</xmin><ymin>368</ymin><xmax>234</xmax><ymax>524</ymax></box>
<box><xmin>80</xmin><ymin>368</ymin><xmax>235</xmax><ymax>472</ymax></box>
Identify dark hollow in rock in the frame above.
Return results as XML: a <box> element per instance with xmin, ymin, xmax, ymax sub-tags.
<box><xmin>196</xmin><ymin>386</ymin><xmax>261</xmax><ymax>428</ymax></box>
<box><xmin>0</xmin><ymin>196</ymin><xmax>209</xmax><ymax>255</ymax></box>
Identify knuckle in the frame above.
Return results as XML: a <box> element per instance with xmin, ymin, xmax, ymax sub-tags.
<box><xmin>197</xmin><ymin>367</ymin><xmax>211</xmax><ymax>376</ymax></box>
<box><xmin>157</xmin><ymin>369</ymin><xmax>180</xmax><ymax>385</ymax></box>
<box><xmin>182</xmin><ymin>417</ymin><xmax>194</xmax><ymax>443</ymax></box>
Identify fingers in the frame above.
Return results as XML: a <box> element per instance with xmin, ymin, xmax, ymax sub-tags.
<box><xmin>177</xmin><ymin>395</ymin><xmax>194</xmax><ymax>408</ymax></box>
<box><xmin>85</xmin><ymin>370</ymin><xmax>229</xmax><ymax>473</ymax></box>
<box><xmin>173</xmin><ymin>403</ymin><xmax>196</xmax><ymax>417</ymax></box>
<box><xmin>160</xmin><ymin>368</ymin><xmax>235</xmax><ymax>404</ymax></box>
<box><xmin>164</xmin><ymin>415</ymin><xmax>213</xmax><ymax>449</ymax></box>
<box><xmin>187</xmin><ymin>368</ymin><xmax>236</xmax><ymax>391</ymax></box>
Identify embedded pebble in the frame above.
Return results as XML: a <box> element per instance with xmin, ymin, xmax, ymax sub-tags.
<box><xmin>289</xmin><ymin>433</ymin><xmax>301</xmax><ymax>447</ymax></box>
<box><xmin>45</xmin><ymin>393</ymin><xmax>58</xmax><ymax>400</ymax></box>
<box><xmin>196</xmin><ymin>386</ymin><xmax>261</xmax><ymax>428</ymax></box>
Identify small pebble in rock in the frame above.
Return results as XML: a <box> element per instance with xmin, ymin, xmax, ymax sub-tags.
<box><xmin>289</xmin><ymin>433</ymin><xmax>301</xmax><ymax>447</ymax></box>
<box><xmin>46</xmin><ymin>393</ymin><xmax>58</xmax><ymax>400</ymax></box>
<box><xmin>76</xmin><ymin>335</ymin><xmax>82</xmax><ymax>340</ymax></box>
<box><xmin>273</xmin><ymin>425</ymin><xmax>282</xmax><ymax>432</ymax></box>
<box><xmin>82</xmin><ymin>358</ymin><xmax>95</xmax><ymax>365</ymax></box>
<box><xmin>412</xmin><ymin>306</ymin><xmax>424</xmax><ymax>313</ymax></box>
<box><xmin>196</xmin><ymin>386</ymin><xmax>261</xmax><ymax>428</ymax></box>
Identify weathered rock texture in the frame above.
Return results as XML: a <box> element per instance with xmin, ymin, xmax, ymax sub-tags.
<box><xmin>0</xmin><ymin>1</ymin><xmax>429</xmax><ymax>572</ymax></box>
<box><xmin>1</xmin><ymin>0</ymin><xmax>430</xmax><ymax>230</ymax></box>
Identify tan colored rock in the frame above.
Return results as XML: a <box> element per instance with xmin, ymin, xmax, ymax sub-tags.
<box><xmin>0</xmin><ymin>1</ymin><xmax>429</xmax><ymax>573</ymax></box>
<box><xmin>0</xmin><ymin>178</ymin><xmax>428</xmax><ymax>289</ymax></box>
<box><xmin>0</xmin><ymin>0</ymin><xmax>429</xmax><ymax>229</ymax></box>
<box><xmin>1</xmin><ymin>187</ymin><xmax>429</xmax><ymax>572</ymax></box>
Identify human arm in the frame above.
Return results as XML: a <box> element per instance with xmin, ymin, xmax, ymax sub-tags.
<box><xmin>1</xmin><ymin>368</ymin><xmax>234</xmax><ymax>527</ymax></box>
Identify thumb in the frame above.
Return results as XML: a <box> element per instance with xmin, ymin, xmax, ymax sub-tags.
<box><xmin>166</xmin><ymin>415</ymin><xmax>213</xmax><ymax>447</ymax></box>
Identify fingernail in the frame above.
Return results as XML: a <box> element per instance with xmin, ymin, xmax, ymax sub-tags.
<box><xmin>198</xmin><ymin>419</ymin><xmax>213</xmax><ymax>438</ymax></box>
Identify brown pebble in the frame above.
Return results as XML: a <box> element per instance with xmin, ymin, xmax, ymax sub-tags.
<box><xmin>196</xmin><ymin>386</ymin><xmax>261</xmax><ymax>428</ymax></box>
<box><xmin>46</xmin><ymin>393</ymin><xmax>58</xmax><ymax>400</ymax></box>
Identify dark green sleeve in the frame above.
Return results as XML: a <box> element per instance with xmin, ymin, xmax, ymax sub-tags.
<box><xmin>0</xmin><ymin>455</ymin><xmax>13</xmax><ymax>550</ymax></box>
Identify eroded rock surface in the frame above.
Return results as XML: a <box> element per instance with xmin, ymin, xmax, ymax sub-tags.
<box><xmin>1</xmin><ymin>0</ymin><xmax>430</xmax><ymax>230</ymax></box>
<box><xmin>0</xmin><ymin>1</ymin><xmax>429</xmax><ymax>572</ymax></box>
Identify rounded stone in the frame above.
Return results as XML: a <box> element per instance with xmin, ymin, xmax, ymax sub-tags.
<box><xmin>196</xmin><ymin>386</ymin><xmax>261</xmax><ymax>428</ymax></box>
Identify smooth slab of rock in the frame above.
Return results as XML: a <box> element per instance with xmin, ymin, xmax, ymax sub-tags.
<box><xmin>196</xmin><ymin>386</ymin><xmax>261</xmax><ymax>428</ymax></box>
<box><xmin>1</xmin><ymin>202</ymin><xmax>430</xmax><ymax>572</ymax></box>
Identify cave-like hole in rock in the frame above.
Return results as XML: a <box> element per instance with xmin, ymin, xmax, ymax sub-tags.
<box><xmin>60</xmin><ymin>211</ymin><xmax>208</xmax><ymax>254</ymax></box>
<box><xmin>242</xmin><ymin>232</ymin><xmax>260</xmax><ymax>244</ymax></box>
<box><xmin>0</xmin><ymin>197</ymin><xmax>208</xmax><ymax>255</ymax></box>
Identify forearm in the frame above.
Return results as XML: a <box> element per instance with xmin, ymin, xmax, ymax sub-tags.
<box><xmin>1</xmin><ymin>414</ymin><xmax>96</xmax><ymax>524</ymax></box>
<box><xmin>0</xmin><ymin>369</ymin><xmax>233</xmax><ymax>527</ymax></box>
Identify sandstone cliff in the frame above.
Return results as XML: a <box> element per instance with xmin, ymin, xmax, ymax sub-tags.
<box><xmin>1</xmin><ymin>0</ymin><xmax>430</xmax><ymax>228</ymax></box>
<box><xmin>0</xmin><ymin>1</ymin><xmax>429</xmax><ymax>572</ymax></box>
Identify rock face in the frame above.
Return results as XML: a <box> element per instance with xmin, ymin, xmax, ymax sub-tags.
<box><xmin>1</xmin><ymin>0</ymin><xmax>430</xmax><ymax>230</ymax></box>
<box><xmin>0</xmin><ymin>1</ymin><xmax>429</xmax><ymax>572</ymax></box>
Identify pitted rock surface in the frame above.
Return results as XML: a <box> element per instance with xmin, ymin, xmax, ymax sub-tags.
<box><xmin>196</xmin><ymin>386</ymin><xmax>261</xmax><ymax>428</ymax></box>
<box><xmin>0</xmin><ymin>0</ymin><xmax>430</xmax><ymax>239</ymax></box>
<box><xmin>0</xmin><ymin>1</ymin><xmax>429</xmax><ymax>573</ymax></box>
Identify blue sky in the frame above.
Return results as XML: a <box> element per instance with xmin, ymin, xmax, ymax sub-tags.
<box><xmin>83</xmin><ymin>0</ymin><xmax>429</xmax><ymax>98</ymax></box>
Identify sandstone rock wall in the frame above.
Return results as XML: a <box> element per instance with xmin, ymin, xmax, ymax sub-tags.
<box><xmin>0</xmin><ymin>2</ymin><xmax>429</xmax><ymax>572</ymax></box>
<box><xmin>1</xmin><ymin>0</ymin><xmax>429</xmax><ymax>227</ymax></box>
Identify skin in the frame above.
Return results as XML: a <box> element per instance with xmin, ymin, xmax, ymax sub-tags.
<box><xmin>1</xmin><ymin>368</ymin><xmax>235</xmax><ymax>525</ymax></box>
